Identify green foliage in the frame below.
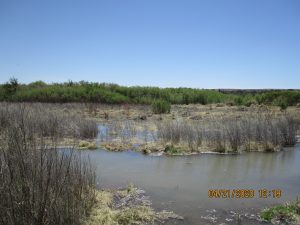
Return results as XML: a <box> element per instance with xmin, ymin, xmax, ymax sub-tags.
<box><xmin>233</xmin><ymin>94</ymin><xmax>257</xmax><ymax>107</ymax></box>
<box><xmin>28</xmin><ymin>80</ymin><xmax>47</xmax><ymax>88</ymax></box>
<box><xmin>261</xmin><ymin>204</ymin><xmax>295</xmax><ymax>221</ymax></box>
<box><xmin>234</xmin><ymin>96</ymin><xmax>243</xmax><ymax>105</ymax></box>
<box><xmin>256</xmin><ymin>91</ymin><xmax>300</xmax><ymax>107</ymax></box>
<box><xmin>260</xmin><ymin>198</ymin><xmax>300</xmax><ymax>222</ymax></box>
<box><xmin>2</xmin><ymin>77</ymin><xmax>19</xmax><ymax>98</ymax></box>
<box><xmin>0</xmin><ymin>79</ymin><xmax>299</xmax><ymax>107</ymax></box>
<box><xmin>126</xmin><ymin>183</ymin><xmax>135</xmax><ymax>194</ymax></box>
<box><xmin>151</xmin><ymin>100</ymin><xmax>171</xmax><ymax>114</ymax></box>
<box><xmin>164</xmin><ymin>145</ymin><xmax>183</xmax><ymax>155</ymax></box>
<box><xmin>273</xmin><ymin>96</ymin><xmax>288</xmax><ymax>110</ymax></box>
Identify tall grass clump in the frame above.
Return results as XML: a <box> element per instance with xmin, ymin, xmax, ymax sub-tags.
<box><xmin>151</xmin><ymin>99</ymin><xmax>171</xmax><ymax>114</ymax></box>
<box><xmin>0</xmin><ymin>104</ymin><xmax>96</xmax><ymax>225</ymax></box>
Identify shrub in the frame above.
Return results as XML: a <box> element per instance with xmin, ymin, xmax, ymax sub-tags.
<box><xmin>273</xmin><ymin>96</ymin><xmax>288</xmax><ymax>110</ymax></box>
<box><xmin>151</xmin><ymin>100</ymin><xmax>171</xmax><ymax>114</ymax></box>
<box><xmin>28</xmin><ymin>80</ymin><xmax>47</xmax><ymax>88</ymax></box>
<box><xmin>234</xmin><ymin>97</ymin><xmax>243</xmax><ymax>105</ymax></box>
<box><xmin>0</xmin><ymin>104</ymin><xmax>96</xmax><ymax>225</ymax></box>
<box><xmin>3</xmin><ymin>77</ymin><xmax>19</xmax><ymax>97</ymax></box>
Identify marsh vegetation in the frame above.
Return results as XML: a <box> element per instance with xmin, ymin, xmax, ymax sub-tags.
<box><xmin>0</xmin><ymin>104</ymin><xmax>97</xmax><ymax>225</ymax></box>
<box><xmin>156</xmin><ymin>113</ymin><xmax>299</xmax><ymax>153</ymax></box>
<box><xmin>97</xmin><ymin>108</ymin><xmax>299</xmax><ymax>154</ymax></box>
<box><xmin>0</xmin><ymin>103</ymin><xmax>181</xmax><ymax>225</ymax></box>
<box><xmin>0</xmin><ymin>91</ymin><xmax>299</xmax><ymax>224</ymax></box>
<box><xmin>0</xmin><ymin>103</ymin><xmax>98</xmax><ymax>141</ymax></box>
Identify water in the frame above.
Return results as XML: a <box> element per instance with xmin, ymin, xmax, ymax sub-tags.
<box><xmin>78</xmin><ymin>144</ymin><xmax>300</xmax><ymax>224</ymax></box>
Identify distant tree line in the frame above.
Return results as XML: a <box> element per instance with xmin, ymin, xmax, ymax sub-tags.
<box><xmin>0</xmin><ymin>78</ymin><xmax>299</xmax><ymax>109</ymax></box>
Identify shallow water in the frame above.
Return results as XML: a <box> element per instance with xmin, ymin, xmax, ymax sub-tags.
<box><xmin>78</xmin><ymin>144</ymin><xmax>300</xmax><ymax>224</ymax></box>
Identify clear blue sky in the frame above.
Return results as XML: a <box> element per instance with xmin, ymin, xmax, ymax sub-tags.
<box><xmin>0</xmin><ymin>0</ymin><xmax>299</xmax><ymax>88</ymax></box>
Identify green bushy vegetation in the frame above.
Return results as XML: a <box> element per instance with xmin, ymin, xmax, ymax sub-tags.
<box><xmin>151</xmin><ymin>99</ymin><xmax>171</xmax><ymax>114</ymax></box>
<box><xmin>260</xmin><ymin>198</ymin><xmax>300</xmax><ymax>223</ymax></box>
<box><xmin>273</xmin><ymin>96</ymin><xmax>288</xmax><ymax>110</ymax></box>
<box><xmin>257</xmin><ymin>90</ymin><xmax>300</xmax><ymax>109</ymax></box>
<box><xmin>164</xmin><ymin>145</ymin><xmax>183</xmax><ymax>155</ymax></box>
<box><xmin>1</xmin><ymin>79</ymin><xmax>299</xmax><ymax>108</ymax></box>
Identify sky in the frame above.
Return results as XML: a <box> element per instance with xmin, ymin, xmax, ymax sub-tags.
<box><xmin>0</xmin><ymin>0</ymin><xmax>299</xmax><ymax>89</ymax></box>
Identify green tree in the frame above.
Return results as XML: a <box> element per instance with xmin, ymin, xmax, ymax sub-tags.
<box><xmin>3</xmin><ymin>77</ymin><xmax>19</xmax><ymax>97</ymax></box>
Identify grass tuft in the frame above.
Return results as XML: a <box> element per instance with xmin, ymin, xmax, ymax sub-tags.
<box><xmin>260</xmin><ymin>198</ymin><xmax>300</xmax><ymax>223</ymax></box>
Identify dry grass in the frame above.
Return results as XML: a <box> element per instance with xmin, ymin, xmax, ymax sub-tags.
<box><xmin>0</xmin><ymin>102</ymin><xmax>98</xmax><ymax>140</ymax></box>
<box><xmin>157</xmin><ymin>113</ymin><xmax>299</xmax><ymax>153</ymax></box>
<box><xmin>84</xmin><ymin>189</ymin><xmax>155</xmax><ymax>225</ymax></box>
<box><xmin>79</xmin><ymin>140</ymin><xmax>97</xmax><ymax>150</ymax></box>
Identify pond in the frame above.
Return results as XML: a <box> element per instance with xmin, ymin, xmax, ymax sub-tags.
<box><xmin>78</xmin><ymin>143</ymin><xmax>300</xmax><ymax>224</ymax></box>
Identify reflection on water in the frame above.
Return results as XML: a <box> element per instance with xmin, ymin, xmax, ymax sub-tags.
<box><xmin>77</xmin><ymin>144</ymin><xmax>300</xmax><ymax>225</ymax></box>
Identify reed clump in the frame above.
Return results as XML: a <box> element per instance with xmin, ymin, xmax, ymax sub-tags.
<box><xmin>156</xmin><ymin>113</ymin><xmax>299</xmax><ymax>153</ymax></box>
<box><xmin>0</xmin><ymin>102</ymin><xmax>98</xmax><ymax>140</ymax></box>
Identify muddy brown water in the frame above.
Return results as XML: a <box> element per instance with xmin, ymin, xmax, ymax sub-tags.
<box><xmin>74</xmin><ymin>143</ymin><xmax>300</xmax><ymax>225</ymax></box>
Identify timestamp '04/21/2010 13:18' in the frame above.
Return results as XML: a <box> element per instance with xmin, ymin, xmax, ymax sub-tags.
<box><xmin>208</xmin><ymin>189</ymin><xmax>282</xmax><ymax>199</ymax></box>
